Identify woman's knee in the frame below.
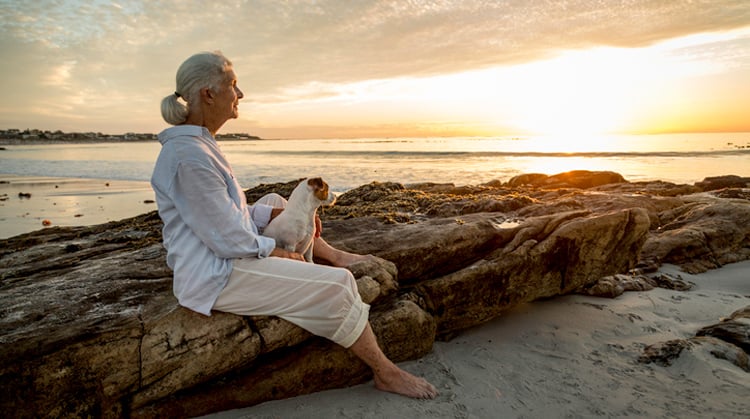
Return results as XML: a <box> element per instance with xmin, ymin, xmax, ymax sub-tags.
<box><xmin>255</xmin><ymin>192</ymin><xmax>287</xmax><ymax>207</ymax></box>
<box><xmin>328</xmin><ymin>267</ymin><xmax>359</xmax><ymax>298</ymax></box>
<box><xmin>336</xmin><ymin>266</ymin><xmax>357</xmax><ymax>284</ymax></box>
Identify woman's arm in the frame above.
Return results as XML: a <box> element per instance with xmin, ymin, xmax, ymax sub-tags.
<box><xmin>171</xmin><ymin>161</ymin><xmax>275</xmax><ymax>259</ymax></box>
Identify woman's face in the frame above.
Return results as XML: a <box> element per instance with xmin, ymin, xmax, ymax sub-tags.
<box><xmin>214</xmin><ymin>67</ymin><xmax>244</xmax><ymax>122</ymax></box>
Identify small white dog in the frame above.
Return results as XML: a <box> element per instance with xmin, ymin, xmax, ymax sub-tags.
<box><xmin>263</xmin><ymin>177</ymin><xmax>336</xmax><ymax>262</ymax></box>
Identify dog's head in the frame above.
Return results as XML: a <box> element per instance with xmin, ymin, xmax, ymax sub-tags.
<box><xmin>307</xmin><ymin>177</ymin><xmax>336</xmax><ymax>206</ymax></box>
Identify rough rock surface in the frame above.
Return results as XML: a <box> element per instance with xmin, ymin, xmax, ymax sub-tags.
<box><xmin>1</xmin><ymin>170</ymin><xmax>749</xmax><ymax>418</ymax></box>
<box><xmin>639</xmin><ymin>305</ymin><xmax>750</xmax><ymax>372</ymax></box>
<box><xmin>580</xmin><ymin>271</ymin><xmax>693</xmax><ymax>299</ymax></box>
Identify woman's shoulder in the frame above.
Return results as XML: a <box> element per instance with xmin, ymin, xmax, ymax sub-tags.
<box><xmin>158</xmin><ymin>125</ymin><xmax>212</xmax><ymax>143</ymax></box>
<box><xmin>159</xmin><ymin>128</ymin><xmax>226</xmax><ymax>169</ymax></box>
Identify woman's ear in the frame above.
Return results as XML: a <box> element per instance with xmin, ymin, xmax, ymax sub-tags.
<box><xmin>200</xmin><ymin>87</ymin><xmax>214</xmax><ymax>104</ymax></box>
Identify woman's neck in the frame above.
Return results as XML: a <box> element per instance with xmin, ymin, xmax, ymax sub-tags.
<box><xmin>184</xmin><ymin>113</ymin><xmax>222</xmax><ymax>136</ymax></box>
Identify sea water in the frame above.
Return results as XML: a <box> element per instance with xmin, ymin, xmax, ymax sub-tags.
<box><xmin>1</xmin><ymin>133</ymin><xmax>749</xmax><ymax>193</ymax></box>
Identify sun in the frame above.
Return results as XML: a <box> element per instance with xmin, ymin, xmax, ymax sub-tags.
<box><xmin>506</xmin><ymin>48</ymin><xmax>644</xmax><ymax>136</ymax></box>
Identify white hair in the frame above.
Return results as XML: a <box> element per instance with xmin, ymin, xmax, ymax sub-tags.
<box><xmin>160</xmin><ymin>51</ymin><xmax>233</xmax><ymax>125</ymax></box>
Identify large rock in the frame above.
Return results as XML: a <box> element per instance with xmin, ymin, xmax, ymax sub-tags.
<box><xmin>327</xmin><ymin>207</ymin><xmax>650</xmax><ymax>337</ymax></box>
<box><xmin>507</xmin><ymin>170</ymin><xmax>626</xmax><ymax>189</ymax></box>
<box><xmin>639</xmin><ymin>194</ymin><xmax>750</xmax><ymax>273</ymax></box>
<box><xmin>639</xmin><ymin>305</ymin><xmax>750</xmax><ymax>372</ymax></box>
<box><xmin>695</xmin><ymin>175</ymin><xmax>750</xmax><ymax>191</ymax></box>
<box><xmin>412</xmin><ymin>209</ymin><xmax>650</xmax><ymax>336</ymax></box>
<box><xmin>1</xmin><ymin>171</ymin><xmax>749</xmax><ymax>417</ymax></box>
<box><xmin>696</xmin><ymin>305</ymin><xmax>750</xmax><ymax>353</ymax></box>
<box><xmin>133</xmin><ymin>299</ymin><xmax>436</xmax><ymax>418</ymax></box>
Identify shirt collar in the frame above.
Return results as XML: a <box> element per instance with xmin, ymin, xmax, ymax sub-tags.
<box><xmin>158</xmin><ymin>125</ymin><xmax>213</xmax><ymax>145</ymax></box>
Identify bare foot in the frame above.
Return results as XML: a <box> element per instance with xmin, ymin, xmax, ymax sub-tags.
<box><xmin>336</xmin><ymin>252</ymin><xmax>373</xmax><ymax>267</ymax></box>
<box><xmin>373</xmin><ymin>366</ymin><xmax>438</xmax><ymax>399</ymax></box>
<box><xmin>313</xmin><ymin>237</ymin><xmax>375</xmax><ymax>267</ymax></box>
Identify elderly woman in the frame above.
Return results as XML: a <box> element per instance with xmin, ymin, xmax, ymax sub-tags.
<box><xmin>152</xmin><ymin>51</ymin><xmax>437</xmax><ymax>399</ymax></box>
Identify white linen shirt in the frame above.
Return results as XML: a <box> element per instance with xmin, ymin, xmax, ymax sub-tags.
<box><xmin>151</xmin><ymin>125</ymin><xmax>276</xmax><ymax>315</ymax></box>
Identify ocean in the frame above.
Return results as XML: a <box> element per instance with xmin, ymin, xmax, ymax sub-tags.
<box><xmin>1</xmin><ymin>133</ymin><xmax>749</xmax><ymax>192</ymax></box>
<box><xmin>1</xmin><ymin>132</ymin><xmax>748</xmax><ymax>238</ymax></box>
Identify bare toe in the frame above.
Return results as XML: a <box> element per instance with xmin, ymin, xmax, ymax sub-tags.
<box><xmin>374</xmin><ymin>368</ymin><xmax>438</xmax><ymax>399</ymax></box>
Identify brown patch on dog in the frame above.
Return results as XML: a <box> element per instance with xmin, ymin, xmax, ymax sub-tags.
<box><xmin>307</xmin><ymin>177</ymin><xmax>329</xmax><ymax>201</ymax></box>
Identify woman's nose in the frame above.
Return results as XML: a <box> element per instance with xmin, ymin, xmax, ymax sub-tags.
<box><xmin>236</xmin><ymin>86</ymin><xmax>244</xmax><ymax>99</ymax></box>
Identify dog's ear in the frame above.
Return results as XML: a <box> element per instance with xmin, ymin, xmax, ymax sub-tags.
<box><xmin>307</xmin><ymin>177</ymin><xmax>329</xmax><ymax>200</ymax></box>
<box><xmin>307</xmin><ymin>177</ymin><xmax>324</xmax><ymax>190</ymax></box>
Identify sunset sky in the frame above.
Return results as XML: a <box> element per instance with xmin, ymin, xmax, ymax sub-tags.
<box><xmin>1</xmin><ymin>0</ymin><xmax>749</xmax><ymax>139</ymax></box>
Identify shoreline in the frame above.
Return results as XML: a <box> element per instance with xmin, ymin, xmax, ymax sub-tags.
<box><xmin>0</xmin><ymin>174</ymin><xmax>156</xmax><ymax>239</ymax></box>
<box><xmin>203</xmin><ymin>261</ymin><xmax>750</xmax><ymax>418</ymax></box>
<box><xmin>2</xmin><ymin>172</ymin><xmax>748</xmax><ymax>239</ymax></box>
<box><xmin>0</xmin><ymin>139</ymin><xmax>158</xmax><ymax>146</ymax></box>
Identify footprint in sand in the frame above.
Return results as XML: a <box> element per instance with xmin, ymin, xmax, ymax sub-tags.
<box><xmin>670</xmin><ymin>295</ymin><xmax>690</xmax><ymax>303</ymax></box>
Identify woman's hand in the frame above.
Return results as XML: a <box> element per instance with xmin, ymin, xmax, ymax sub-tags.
<box><xmin>270</xmin><ymin>247</ymin><xmax>304</xmax><ymax>261</ymax></box>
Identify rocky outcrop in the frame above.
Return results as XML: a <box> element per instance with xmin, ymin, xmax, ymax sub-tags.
<box><xmin>506</xmin><ymin>170</ymin><xmax>626</xmax><ymax>189</ymax></box>
<box><xmin>695</xmin><ymin>175</ymin><xmax>750</xmax><ymax>191</ymax></box>
<box><xmin>1</xmin><ymin>170</ymin><xmax>749</xmax><ymax>418</ymax></box>
<box><xmin>639</xmin><ymin>305</ymin><xmax>750</xmax><ymax>372</ymax></box>
<box><xmin>578</xmin><ymin>271</ymin><xmax>693</xmax><ymax>299</ymax></box>
<box><xmin>639</xmin><ymin>194</ymin><xmax>750</xmax><ymax>273</ymax></box>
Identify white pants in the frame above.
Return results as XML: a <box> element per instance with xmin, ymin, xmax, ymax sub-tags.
<box><xmin>213</xmin><ymin>193</ymin><xmax>370</xmax><ymax>348</ymax></box>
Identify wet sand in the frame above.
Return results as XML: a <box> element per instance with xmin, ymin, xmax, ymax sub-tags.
<box><xmin>0</xmin><ymin>175</ymin><xmax>156</xmax><ymax>239</ymax></box>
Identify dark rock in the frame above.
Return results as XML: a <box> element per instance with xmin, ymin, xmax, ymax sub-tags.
<box><xmin>711</xmin><ymin>188</ymin><xmax>750</xmax><ymax>200</ymax></box>
<box><xmin>647</xmin><ymin>272</ymin><xmax>693</xmax><ymax>291</ymax></box>
<box><xmin>596</xmin><ymin>180</ymin><xmax>700</xmax><ymax>197</ymax></box>
<box><xmin>507</xmin><ymin>170</ymin><xmax>626</xmax><ymax>189</ymax></box>
<box><xmin>696</xmin><ymin>305</ymin><xmax>750</xmax><ymax>353</ymax></box>
<box><xmin>633</xmin><ymin>257</ymin><xmax>661</xmax><ymax>274</ymax></box>
<box><xmin>325</xmin><ymin>212</ymin><xmax>518</xmax><ymax>283</ymax></box>
<box><xmin>728</xmin><ymin>306</ymin><xmax>750</xmax><ymax>319</ymax></box>
<box><xmin>505</xmin><ymin>173</ymin><xmax>550</xmax><ymax>187</ymax></box>
<box><xmin>640</xmin><ymin>336</ymin><xmax>749</xmax><ymax>372</ymax></box>
<box><xmin>580</xmin><ymin>274</ymin><xmax>654</xmax><ymax>298</ymax></box>
<box><xmin>640</xmin><ymin>196</ymin><xmax>750</xmax><ymax>273</ymax></box>
<box><xmin>640</xmin><ymin>305</ymin><xmax>750</xmax><ymax>372</ymax></box>
<box><xmin>639</xmin><ymin>339</ymin><xmax>692</xmax><ymax>366</ymax></box>
<box><xmin>399</xmin><ymin>209</ymin><xmax>650</xmax><ymax>336</ymax></box>
<box><xmin>695</xmin><ymin>175</ymin><xmax>750</xmax><ymax>191</ymax></box>
<box><xmin>693</xmin><ymin>336</ymin><xmax>749</xmax><ymax>372</ymax></box>
<box><xmin>579</xmin><ymin>270</ymin><xmax>693</xmax><ymax>298</ymax></box>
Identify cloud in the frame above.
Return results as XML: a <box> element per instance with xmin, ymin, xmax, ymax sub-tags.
<box><xmin>42</xmin><ymin>60</ymin><xmax>77</xmax><ymax>87</ymax></box>
<box><xmin>0</xmin><ymin>0</ymin><xmax>749</xmax><ymax>133</ymax></box>
<box><xmin>217</xmin><ymin>0</ymin><xmax>750</xmax><ymax>90</ymax></box>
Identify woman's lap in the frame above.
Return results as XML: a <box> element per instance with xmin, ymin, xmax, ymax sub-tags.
<box><xmin>213</xmin><ymin>256</ymin><xmax>369</xmax><ymax>347</ymax></box>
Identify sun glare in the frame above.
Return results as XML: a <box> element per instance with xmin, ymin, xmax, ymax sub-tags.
<box><xmin>505</xmin><ymin>48</ymin><xmax>659</xmax><ymax>136</ymax></box>
<box><xmin>246</xmin><ymin>28</ymin><xmax>745</xmax><ymax>139</ymax></box>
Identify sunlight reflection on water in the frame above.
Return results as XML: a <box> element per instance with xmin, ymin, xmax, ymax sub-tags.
<box><xmin>1</xmin><ymin>133</ymin><xmax>748</xmax><ymax>193</ymax></box>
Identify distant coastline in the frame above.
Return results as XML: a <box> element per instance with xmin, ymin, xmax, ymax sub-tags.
<box><xmin>0</xmin><ymin>129</ymin><xmax>261</xmax><ymax>145</ymax></box>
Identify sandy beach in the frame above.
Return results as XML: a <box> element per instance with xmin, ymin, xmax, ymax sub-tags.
<box><xmin>203</xmin><ymin>262</ymin><xmax>750</xmax><ymax>419</ymax></box>
<box><xmin>0</xmin><ymin>175</ymin><xmax>156</xmax><ymax>239</ymax></box>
